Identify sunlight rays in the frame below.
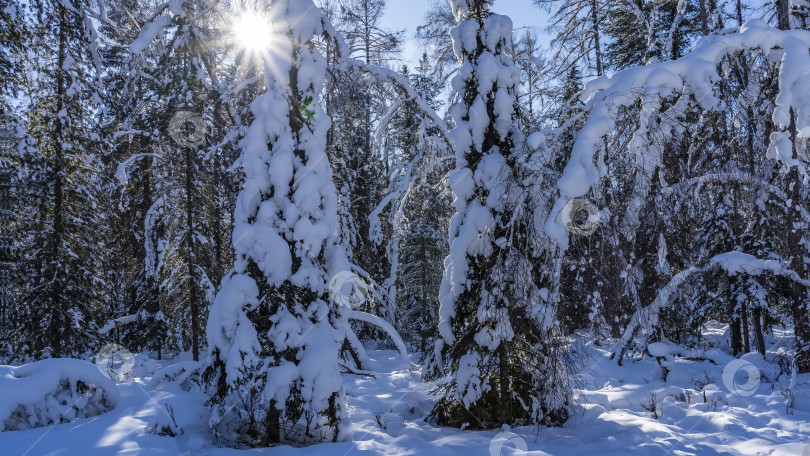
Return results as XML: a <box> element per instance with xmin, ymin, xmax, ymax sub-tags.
<box><xmin>230</xmin><ymin>9</ymin><xmax>274</xmax><ymax>54</ymax></box>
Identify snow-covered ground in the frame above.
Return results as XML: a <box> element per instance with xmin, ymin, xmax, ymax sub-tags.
<box><xmin>1</xmin><ymin>327</ymin><xmax>808</xmax><ymax>456</ymax></box>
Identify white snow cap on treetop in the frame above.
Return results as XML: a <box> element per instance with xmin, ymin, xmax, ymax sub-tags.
<box><xmin>448</xmin><ymin>0</ymin><xmax>494</xmax><ymax>20</ymax></box>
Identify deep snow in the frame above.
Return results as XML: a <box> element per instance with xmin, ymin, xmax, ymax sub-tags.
<box><xmin>1</xmin><ymin>327</ymin><xmax>808</xmax><ymax>456</ymax></box>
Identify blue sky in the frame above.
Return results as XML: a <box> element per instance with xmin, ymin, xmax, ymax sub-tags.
<box><xmin>382</xmin><ymin>0</ymin><xmax>552</xmax><ymax>65</ymax></box>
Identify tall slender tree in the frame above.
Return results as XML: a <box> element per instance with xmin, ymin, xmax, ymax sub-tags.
<box><xmin>427</xmin><ymin>0</ymin><xmax>571</xmax><ymax>429</ymax></box>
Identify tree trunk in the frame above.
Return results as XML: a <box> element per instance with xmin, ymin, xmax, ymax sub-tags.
<box><xmin>185</xmin><ymin>147</ymin><xmax>199</xmax><ymax>362</ymax></box>
<box><xmin>735</xmin><ymin>0</ymin><xmax>743</xmax><ymax>27</ymax></box>
<box><xmin>790</xmin><ymin>278</ymin><xmax>810</xmax><ymax>373</ymax></box>
<box><xmin>498</xmin><ymin>344</ymin><xmax>509</xmax><ymax>424</ymax></box>
<box><xmin>777</xmin><ymin>3</ymin><xmax>810</xmax><ymax>372</ymax></box>
<box><xmin>777</xmin><ymin>0</ymin><xmax>791</xmax><ymax>30</ymax></box>
<box><xmin>590</xmin><ymin>0</ymin><xmax>604</xmax><ymax>76</ymax></box>
<box><xmin>753</xmin><ymin>307</ymin><xmax>766</xmax><ymax>357</ymax></box>
<box><xmin>264</xmin><ymin>400</ymin><xmax>281</xmax><ymax>444</ymax></box>
<box><xmin>699</xmin><ymin>0</ymin><xmax>708</xmax><ymax>35</ymax></box>
<box><xmin>741</xmin><ymin>302</ymin><xmax>750</xmax><ymax>353</ymax></box>
<box><xmin>730</xmin><ymin>315</ymin><xmax>742</xmax><ymax>356</ymax></box>
<box><xmin>420</xmin><ymin>235</ymin><xmax>428</xmax><ymax>353</ymax></box>
<box><xmin>47</xmin><ymin>3</ymin><xmax>68</xmax><ymax>357</ymax></box>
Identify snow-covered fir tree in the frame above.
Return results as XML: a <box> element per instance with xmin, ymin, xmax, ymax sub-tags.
<box><xmin>427</xmin><ymin>0</ymin><xmax>572</xmax><ymax>428</ymax></box>
<box><xmin>96</xmin><ymin>0</ymin><xmax>167</xmax><ymax>357</ymax></box>
<box><xmin>603</xmin><ymin>0</ymin><xmax>700</xmax><ymax>70</ymax></box>
<box><xmin>389</xmin><ymin>56</ymin><xmax>452</xmax><ymax>352</ymax></box>
<box><xmin>331</xmin><ymin>0</ymin><xmax>404</xmax><ymax>337</ymax></box>
<box><xmin>204</xmin><ymin>0</ymin><xmax>354</xmax><ymax>445</ymax></box>
<box><xmin>0</xmin><ymin>0</ymin><xmax>26</xmax><ymax>359</ymax></box>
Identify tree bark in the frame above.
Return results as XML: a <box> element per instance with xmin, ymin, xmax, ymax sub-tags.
<box><xmin>753</xmin><ymin>307</ymin><xmax>766</xmax><ymax>357</ymax></box>
<box><xmin>777</xmin><ymin>0</ymin><xmax>810</xmax><ymax>373</ymax></box>
<box><xmin>264</xmin><ymin>400</ymin><xmax>281</xmax><ymax>444</ymax></box>
<box><xmin>777</xmin><ymin>0</ymin><xmax>790</xmax><ymax>30</ymax></box>
<box><xmin>46</xmin><ymin>3</ymin><xmax>67</xmax><ymax>357</ymax></box>
<box><xmin>498</xmin><ymin>343</ymin><xmax>509</xmax><ymax>425</ymax></box>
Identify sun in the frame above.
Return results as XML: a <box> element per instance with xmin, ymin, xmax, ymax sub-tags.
<box><xmin>231</xmin><ymin>11</ymin><xmax>274</xmax><ymax>53</ymax></box>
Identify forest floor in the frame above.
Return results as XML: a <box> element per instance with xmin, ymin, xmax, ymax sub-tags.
<box><xmin>1</xmin><ymin>323</ymin><xmax>808</xmax><ymax>455</ymax></box>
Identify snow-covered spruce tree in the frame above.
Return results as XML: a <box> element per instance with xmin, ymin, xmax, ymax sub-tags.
<box><xmin>0</xmin><ymin>0</ymin><xmax>26</xmax><ymax>359</ymax></box>
<box><xmin>543</xmin><ymin>65</ymin><xmax>609</xmax><ymax>337</ymax></box>
<box><xmin>14</xmin><ymin>0</ymin><xmax>106</xmax><ymax>360</ymax></box>
<box><xmin>0</xmin><ymin>0</ymin><xmax>24</xmax><ymax>102</ymax></box>
<box><xmin>322</xmin><ymin>60</ymin><xmax>392</xmax><ymax>336</ymax></box>
<box><xmin>427</xmin><ymin>0</ymin><xmax>571</xmax><ymax>428</ymax></box>
<box><xmin>775</xmin><ymin>0</ymin><xmax>810</xmax><ymax>373</ymax></box>
<box><xmin>603</xmin><ymin>0</ymin><xmax>700</xmax><ymax>70</ymax></box>
<box><xmin>0</xmin><ymin>123</ymin><xmax>17</xmax><ymax>360</ymax></box>
<box><xmin>204</xmin><ymin>0</ymin><xmax>352</xmax><ymax>446</ymax></box>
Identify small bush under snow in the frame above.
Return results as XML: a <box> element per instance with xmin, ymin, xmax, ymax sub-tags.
<box><xmin>0</xmin><ymin>358</ymin><xmax>120</xmax><ymax>431</ymax></box>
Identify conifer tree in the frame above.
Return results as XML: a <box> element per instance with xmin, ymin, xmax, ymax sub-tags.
<box><xmin>16</xmin><ymin>0</ymin><xmax>107</xmax><ymax>359</ymax></box>
<box><xmin>392</xmin><ymin>55</ymin><xmax>452</xmax><ymax>352</ymax></box>
<box><xmin>604</xmin><ymin>0</ymin><xmax>699</xmax><ymax>70</ymax></box>
<box><xmin>0</xmin><ymin>0</ymin><xmax>25</xmax><ymax>359</ymax></box>
<box><xmin>204</xmin><ymin>0</ymin><xmax>353</xmax><ymax>445</ymax></box>
<box><xmin>0</xmin><ymin>0</ymin><xmax>24</xmax><ymax>101</ymax></box>
<box><xmin>332</xmin><ymin>0</ymin><xmax>404</xmax><ymax>335</ymax></box>
<box><xmin>428</xmin><ymin>0</ymin><xmax>571</xmax><ymax>428</ymax></box>
<box><xmin>98</xmin><ymin>0</ymin><xmax>167</xmax><ymax>356</ymax></box>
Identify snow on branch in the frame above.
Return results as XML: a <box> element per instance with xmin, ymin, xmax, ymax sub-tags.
<box><xmin>99</xmin><ymin>314</ymin><xmax>140</xmax><ymax>335</ymax></box>
<box><xmin>347</xmin><ymin>310</ymin><xmax>409</xmax><ymax>364</ymax></box>
<box><xmin>614</xmin><ymin>251</ymin><xmax>810</xmax><ymax>361</ymax></box>
<box><xmin>342</xmin><ymin>59</ymin><xmax>452</xmax><ymax>149</ymax></box>
<box><xmin>658</xmin><ymin>171</ymin><xmax>789</xmax><ymax>201</ymax></box>
<box><xmin>546</xmin><ymin>19</ymin><xmax>810</xmax><ymax>250</ymax></box>
<box><xmin>115</xmin><ymin>153</ymin><xmax>160</xmax><ymax>187</ymax></box>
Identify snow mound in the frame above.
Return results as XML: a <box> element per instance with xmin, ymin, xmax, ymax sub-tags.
<box><xmin>0</xmin><ymin>358</ymin><xmax>120</xmax><ymax>431</ymax></box>
<box><xmin>132</xmin><ymin>353</ymin><xmax>159</xmax><ymax>378</ymax></box>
